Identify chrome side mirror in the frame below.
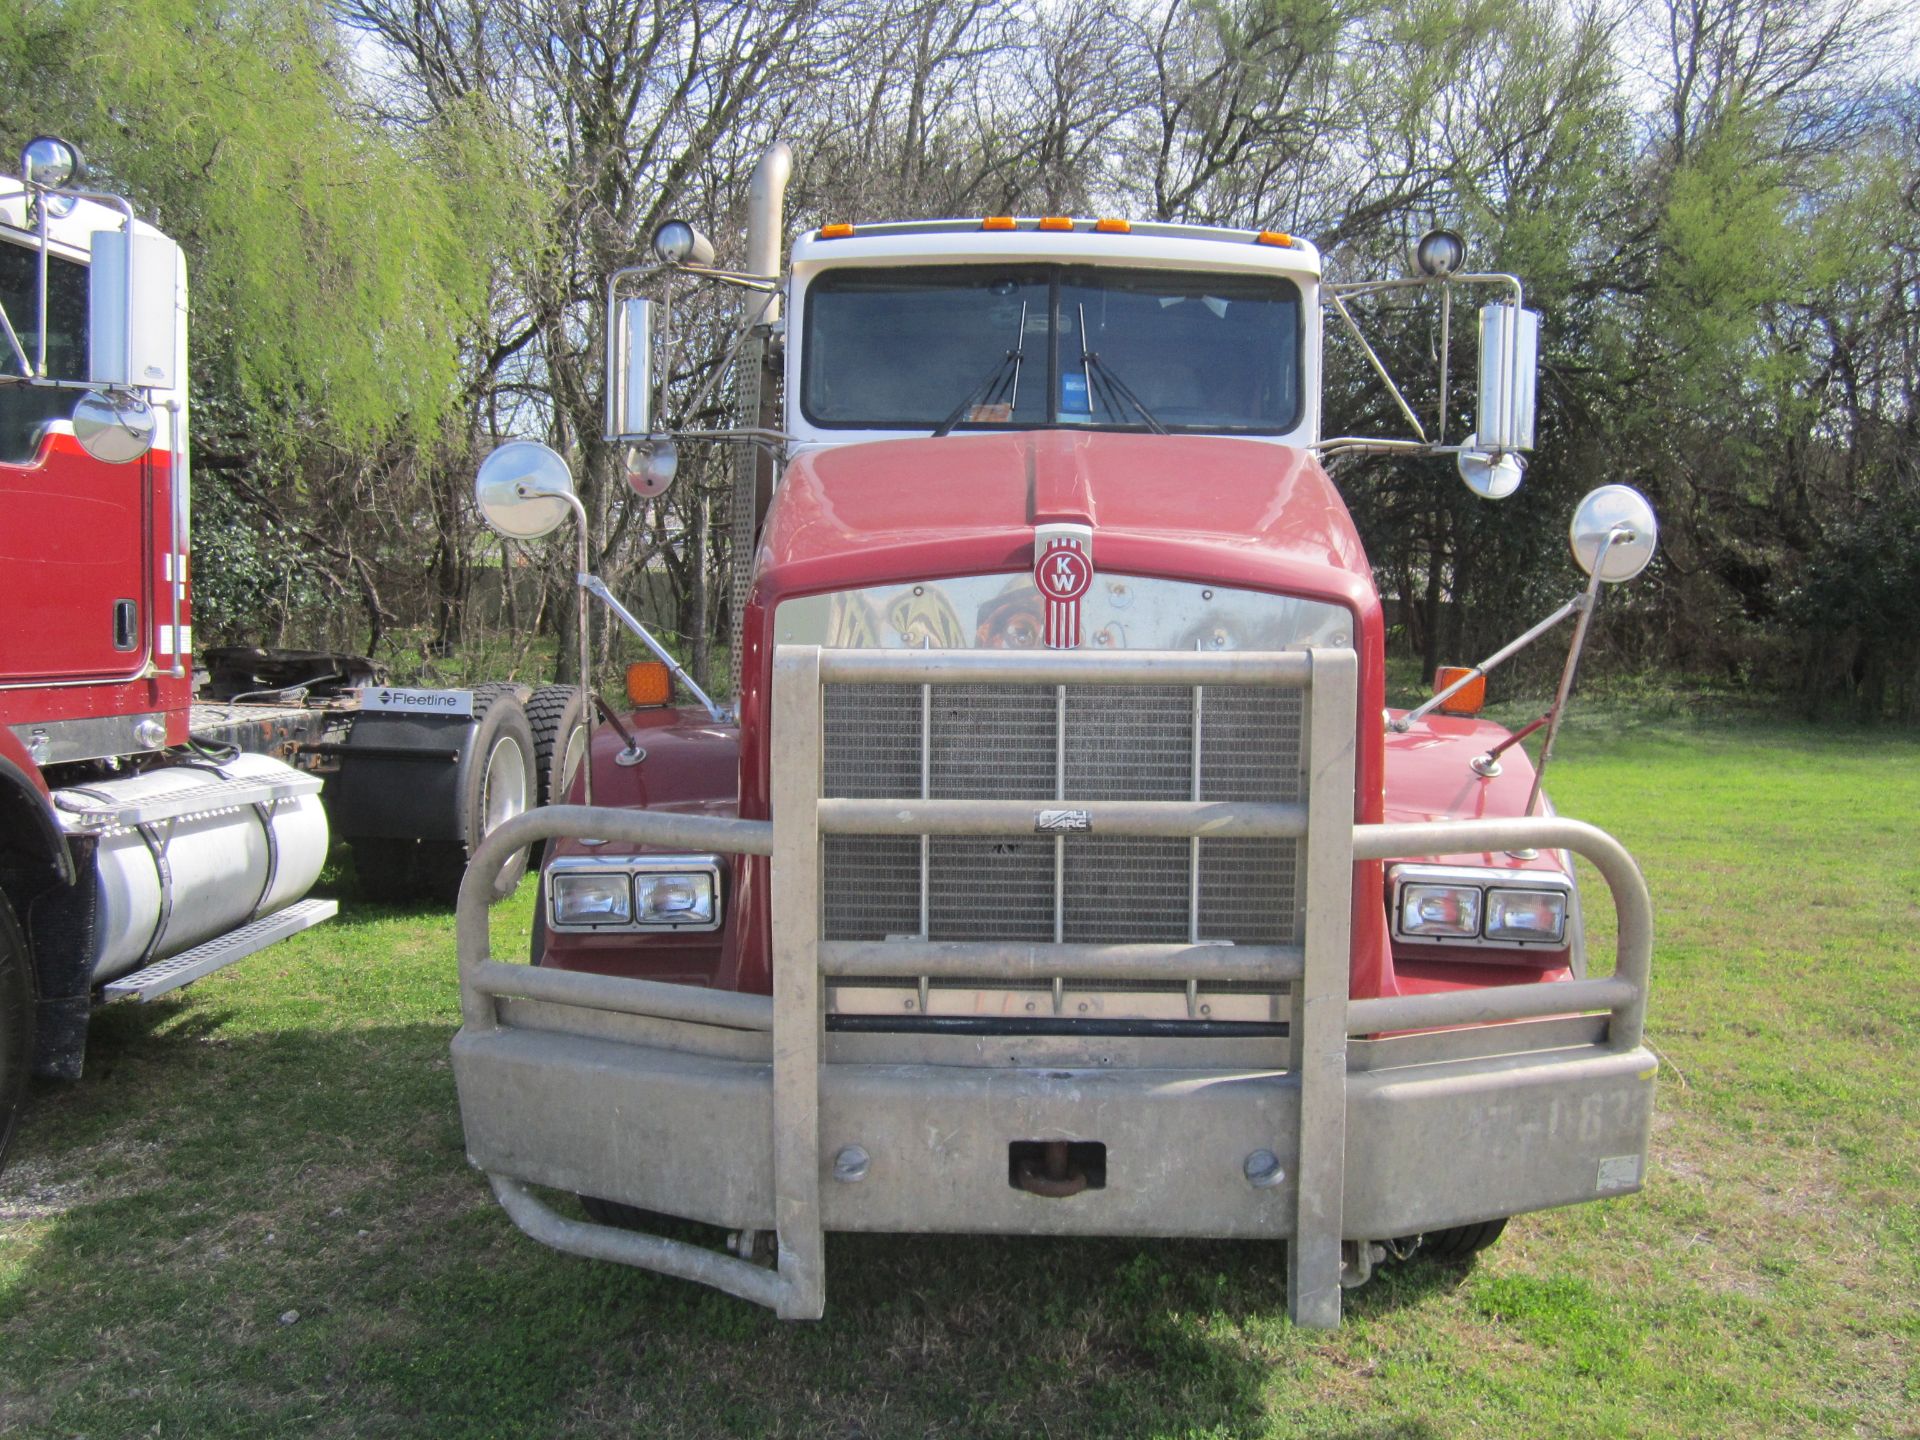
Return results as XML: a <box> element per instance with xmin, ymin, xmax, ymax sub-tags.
<box><xmin>623</xmin><ymin>438</ymin><xmax>678</xmax><ymax>498</ymax></box>
<box><xmin>1570</xmin><ymin>484</ymin><xmax>1658</xmax><ymax>582</ymax></box>
<box><xmin>1455</xmin><ymin>439</ymin><xmax>1525</xmax><ymax>499</ymax></box>
<box><xmin>1475</xmin><ymin>302</ymin><xmax>1539</xmax><ymax>453</ymax></box>
<box><xmin>474</xmin><ymin>441</ymin><xmax>578</xmax><ymax>539</ymax></box>
<box><xmin>88</xmin><ymin>230</ymin><xmax>180</xmax><ymax>390</ymax></box>
<box><xmin>19</xmin><ymin>135</ymin><xmax>83</xmax><ymax>190</ymax></box>
<box><xmin>603</xmin><ymin>295</ymin><xmax>653</xmax><ymax>442</ymax></box>
<box><xmin>71</xmin><ymin>390</ymin><xmax>156</xmax><ymax>464</ymax></box>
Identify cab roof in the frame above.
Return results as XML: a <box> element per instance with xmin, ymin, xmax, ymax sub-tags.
<box><xmin>789</xmin><ymin>217</ymin><xmax>1322</xmax><ymax>280</ymax></box>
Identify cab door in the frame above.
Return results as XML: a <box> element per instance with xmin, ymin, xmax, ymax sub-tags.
<box><xmin>0</xmin><ymin>236</ymin><xmax>151</xmax><ymax>683</ymax></box>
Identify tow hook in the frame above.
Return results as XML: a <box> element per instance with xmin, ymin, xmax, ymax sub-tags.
<box><xmin>1012</xmin><ymin>1140</ymin><xmax>1090</xmax><ymax>1198</ymax></box>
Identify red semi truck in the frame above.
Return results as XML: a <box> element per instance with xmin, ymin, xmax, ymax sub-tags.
<box><xmin>0</xmin><ymin>138</ymin><xmax>587</xmax><ymax>1172</ymax></box>
<box><xmin>446</xmin><ymin>148</ymin><xmax>1660</xmax><ymax>1329</ymax></box>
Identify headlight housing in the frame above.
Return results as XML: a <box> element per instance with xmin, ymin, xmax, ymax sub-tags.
<box><xmin>1388</xmin><ymin>864</ymin><xmax>1571</xmax><ymax>950</ymax></box>
<box><xmin>546</xmin><ymin>854</ymin><xmax>724</xmax><ymax>933</ymax></box>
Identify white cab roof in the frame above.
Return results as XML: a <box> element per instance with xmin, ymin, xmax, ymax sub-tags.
<box><xmin>789</xmin><ymin>219</ymin><xmax>1321</xmax><ymax>281</ymax></box>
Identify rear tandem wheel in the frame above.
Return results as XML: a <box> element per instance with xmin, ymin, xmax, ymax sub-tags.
<box><xmin>351</xmin><ymin>682</ymin><xmax>538</xmax><ymax>906</ymax></box>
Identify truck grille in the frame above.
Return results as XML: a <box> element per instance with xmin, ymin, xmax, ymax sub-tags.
<box><xmin>822</xmin><ymin>682</ymin><xmax>1305</xmax><ymax>953</ymax></box>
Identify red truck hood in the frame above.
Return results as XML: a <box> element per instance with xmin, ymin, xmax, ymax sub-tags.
<box><xmin>759</xmin><ymin>431</ymin><xmax>1374</xmax><ymax>608</ymax></box>
<box><xmin>734</xmin><ymin>429</ymin><xmax>1395</xmax><ymax>1000</ymax></box>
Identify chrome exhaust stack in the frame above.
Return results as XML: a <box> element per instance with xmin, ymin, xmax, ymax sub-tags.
<box><xmin>744</xmin><ymin>142</ymin><xmax>793</xmax><ymax>310</ymax></box>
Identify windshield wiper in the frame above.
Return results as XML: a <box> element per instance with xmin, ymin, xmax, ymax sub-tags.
<box><xmin>933</xmin><ymin>301</ymin><xmax>1027</xmax><ymax>437</ymax></box>
<box><xmin>1077</xmin><ymin>302</ymin><xmax>1167</xmax><ymax>434</ymax></box>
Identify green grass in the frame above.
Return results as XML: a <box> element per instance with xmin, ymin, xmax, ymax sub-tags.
<box><xmin>3</xmin><ymin>714</ymin><xmax>1917</xmax><ymax>1438</ymax></box>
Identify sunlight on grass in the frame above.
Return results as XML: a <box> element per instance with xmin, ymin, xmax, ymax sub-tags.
<box><xmin>1</xmin><ymin>715</ymin><xmax>1915</xmax><ymax>1437</ymax></box>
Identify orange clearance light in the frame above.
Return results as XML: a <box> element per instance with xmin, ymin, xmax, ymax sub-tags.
<box><xmin>626</xmin><ymin>660</ymin><xmax>673</xmax><ymax>708</ymax></box>
<box><xmin>1256</xmin><ymin>230</ymin><xmax>1296</xmax><ymax>248</ymax></box>
<box><xmin>981</xmin><ymin>216</ymin><xmax>1017</xmax><ymax>231</ymax></box>
<box><xmin>1433</xmin><ymin>666</ymin><xmax>1486</xmax><ymax>716</ymax></box>
<box><xmin>1094</xmin><ymin>218</ymin><xmax>1132</xmax><ymax>234</ymax></box>
<box><xmin>818</xmin><ymin>223</ymin><xmax>855</xmax><ymax>239</ymax></box>
<box><xmin>1038</xmin><ymin>216</ymin><xmax>1073</xmax><ymax>232</ymax></box>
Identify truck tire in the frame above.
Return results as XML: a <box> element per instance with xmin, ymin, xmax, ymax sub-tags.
<box><xmin>525</xmin><ymin>685</ymin><xmax>590</xmax><ymax>808</ymax></box>
<box><xmin>348</xmin><ymin>684</ymin><xmax>538</xmax><ymax>907</ymax></box>
<box><xmin>0</xmin><ymin>892</ymin><xmax>35</xmax><ymax>1174</ymax></box>
<box><xmin>1415</xmin><ymin>1217</ymin><xmax>1508</xmax><ymax>1262</ymax></box>
<box><xmin>416</xmin><ymin>683</ymin><xmax>538</xmax><ymax>905</ymax></box>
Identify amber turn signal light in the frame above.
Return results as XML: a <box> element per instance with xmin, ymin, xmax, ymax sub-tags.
<box><xmin>1432</xmin><ymin>666</ymin><xmax>1486</xmax><ymax>716</ymax></box>
<box><xmin>627</xmin><ymin>660</ymin><xmax>672</xmax><ymax>708</ymax></box>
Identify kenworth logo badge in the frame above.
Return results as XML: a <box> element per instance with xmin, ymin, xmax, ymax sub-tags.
<box><xmin>1033</xmin><ymin>522</ymin><xmax>1095</xmax><ymax>649</ymax></box>
<box><xmin>1035</xmin><ymin>808</ymin><xmax>1092</xmax><ymax>833</ymax></box>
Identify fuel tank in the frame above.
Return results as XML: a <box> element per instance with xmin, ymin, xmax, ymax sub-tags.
<box><xmin>54</xmin><ymin>752</ymin><xmax>329</xmax><ymax>982</ymax></box>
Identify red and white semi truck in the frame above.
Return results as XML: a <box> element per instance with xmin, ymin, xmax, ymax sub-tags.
<box><xmin>0</xmin><ymin>138</ymin><xmax>586</xmax><ymax>1172</ymax></box>
<box><xmin>445</xmin><ymin>148</ymin><xmax>1660</xmax><ymax>1329</ymax></box>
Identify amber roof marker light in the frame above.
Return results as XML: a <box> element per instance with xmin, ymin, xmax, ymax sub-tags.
<box><xmin>817</xmin><ymin>223</ymin><xmax>855</xmax><ymax>239</ymax></box>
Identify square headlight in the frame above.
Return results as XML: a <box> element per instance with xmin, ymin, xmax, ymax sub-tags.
<box><xmin>550</xmin><ymin>871</ymin><xmax>632</xmax><ymax>927</ymax></box>
<box><xmin>1399</xmin><ymin>883</ymin><xmax>1482</xmax><ymax>938</ymax></box>
<box><xmin>1485</xmin><ymin>887</ymin><xmax>1568</xmax><ymax>944</ymax></box>
<box><xmin>547</xmin><ymin>854</ymin><xmax>724</xmax><ymax>933</ymax></box>
<box><xmin>635</xmin><ymin>872</ymin><xmax>715</xmax><ymax>926</ymax></box>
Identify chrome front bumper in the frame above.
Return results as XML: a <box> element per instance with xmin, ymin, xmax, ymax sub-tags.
<box><xmin>451</xmin><ymin>646</ymin><xmax>1656</xmax><ymax>1326</ymax></box>
<box><xmin>455</xmin><ymin>1016</ymin><xmax>1656</xmax><ymax>1241</ymax></box>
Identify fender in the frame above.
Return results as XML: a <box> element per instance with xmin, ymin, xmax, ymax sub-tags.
<box><xmin>0</xmin><ymin>733</ymin><xmax>92</xmax><ymax>1077</ymax></box>
<box><xmin>0</xmin><ymin>735</ymin><xmax>74</xmax><ymax>888</ymax></box>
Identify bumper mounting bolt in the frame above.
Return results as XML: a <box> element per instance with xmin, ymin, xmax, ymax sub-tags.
<box><xmin>832</xmin><ymin>1145</ymin><xmax>870</xmax><ymax>1183</ymax></box>
<box><xmin>1244</xmin><ymin>1149</ymin><xmax>1285</xmax><ymax>1189</ymax></box>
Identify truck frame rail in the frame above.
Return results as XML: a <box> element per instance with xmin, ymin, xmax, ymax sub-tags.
<box><xmin>452</xmin><ymin>645</ymin><xmax>1655</xmax><ymax>1327</ymax></box>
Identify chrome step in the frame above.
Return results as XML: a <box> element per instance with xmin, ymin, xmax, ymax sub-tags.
<box><xmin>101</xmin><ymin>898</ymin><xmax>338</xmax><ymax>1002</ymax></box>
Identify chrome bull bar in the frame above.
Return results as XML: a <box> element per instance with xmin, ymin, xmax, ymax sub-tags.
<box><xmin>452</xmin><ymin>644</ymin><xmax>1654</xmax><ymax>1328</ymax></box>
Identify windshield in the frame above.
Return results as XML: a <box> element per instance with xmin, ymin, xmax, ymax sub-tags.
<box><xmin>801</xmin><ymin>264</ymin><xmax>1302</xmax><ymax>434</ymax></box>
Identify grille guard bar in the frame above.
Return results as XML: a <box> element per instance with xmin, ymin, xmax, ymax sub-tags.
<box><xmin>453</xmin><ymin>645</ymin><xmax>1654</xmax><ymax>1327</ymax></box>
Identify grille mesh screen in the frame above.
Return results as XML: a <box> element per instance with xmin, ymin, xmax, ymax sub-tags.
<box><xmin>821</xmin><ymin>681</ymin><xmax>1306</xmax><ymax>949</ymax></box>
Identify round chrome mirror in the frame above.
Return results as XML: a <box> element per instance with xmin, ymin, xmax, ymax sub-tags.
<box><xmin>20</xmin><ymin>135</ymin><xmax>83</xmax><ymax>191</ymax></box>
<box><xmin>1570</xmin><ymin>484</ymin><xmax>1658</xmax><ymax>582</ymax></box>
<box><xmin>1456</xmin><ymin>434</ymin><xmax>1525</xmax><ymax>499</ymax></box>
<box><xmin>623</xmin><ymin>437</ymin><xmax>678</xmax><ymax>498</ymax></box>
<box><xmin>71</xmin><ymin>390</ymin><xmax>155</xmax><ymax>464</ymax></box>
<box><xmin>1413</xmin><ymin>228</ymin><xmax>1466</xmax><ymax>279</ymax></box>
<box><xmin>651</xmin><ymin>219</ymin><xmax>715</xmax><ymax>267</ymax></box>
<box><xmin>474</xmin><ymin>440</ymin><xmax>576</xmax><ymax>540</ymax></box>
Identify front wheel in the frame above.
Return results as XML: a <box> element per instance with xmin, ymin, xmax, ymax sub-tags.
<box><xmin>0</xmin><ymin>892</ymin><xmax>36</xmax><ymax>1174</ymax></box>
<box><xmin>1413</xmin><ymin>1217</ymin><xmax>1508</xmax><ymax>1263</ymax></box>
<box><xmin>525</xmin><ymin>685</ymin><xmax>590</xmax><ymax>808</ymax></box>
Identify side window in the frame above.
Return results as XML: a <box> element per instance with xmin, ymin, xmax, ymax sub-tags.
<box><xmin>0</xmin><ymin>239</ymin><xmax>90</xmax><ymax>465</ymax></box>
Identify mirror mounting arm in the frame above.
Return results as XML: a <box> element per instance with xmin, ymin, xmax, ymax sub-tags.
<box><xmin>1391</xmin><ymin>593</ymin><xmax>1585</xmax><ymax>734</ymax></box>
<box><xmin>578</xmin><ymin>574</ymin><xmax>726</xmax><ymax>724</ymax></box>
<box><xmin>1323</xmin><ymin>285</ymin><xmax>1427</xmax><ymax>443</ymax></box>
<box><xmin>1522</xmin><ymin>528</ymin><xmax>1627</xmax><ymax>816</ymax></box>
